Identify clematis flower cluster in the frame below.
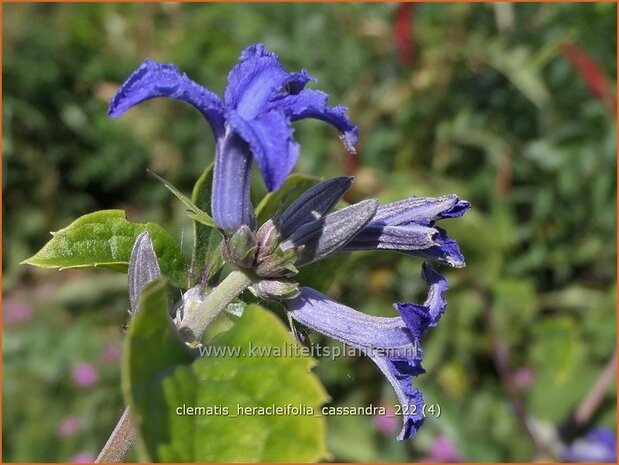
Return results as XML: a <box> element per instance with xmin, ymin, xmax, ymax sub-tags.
<box><xmin>109</xmin><ymin>43</ymin><xmax>357</xmax><ymax>232</ymax></box>
<box><xmin>113</xmin><ymin>43</ymin><xmax>470</xmax><ymax>440</ymax></box>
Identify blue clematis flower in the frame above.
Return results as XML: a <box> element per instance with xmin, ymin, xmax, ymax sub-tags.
<box><xmin>342</xmin><ymin>194</ymin><xmax>470</xmax><ymax>267</ymax></box>
<box><xmin>288</xmin><ymin>263</ymin><xmax>448</xmax><ymax>440</ymax></box>
<box><xmin>247</xmin><ymin>177</ymin><xmax>470</xmax><ymax>280</ymax></box>
<box><xmin>108</xmin><ymin>44</ymin><xmax>357</xmax><ymax>232</ymax></box>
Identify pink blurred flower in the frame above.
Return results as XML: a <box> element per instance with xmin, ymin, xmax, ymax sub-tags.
<box><xmin>57</xmin><ymin>416</ymin><xmax>84</xmax><ymax>438</ymax></box>
<box><xmin>513</xmin><ymin>367</ymin><xmax>535</xmax><ymax>390</ymax></box>
<box><xmin>423</xmin><ymin>436</ymin><xmax>463</xmax><ymax>462</ymax></box>
<box><xmin>101</xmin><ymin>342</ymin><xmax>121</xmax><ymax>364</ymax></box>
<box><xmin>72</xmin><ymin>363</ymin><xmax>98</xmax><ymax>388</ymax></box>
<box><xmin>4</xmin><ymin>301</ymin><xmax>33</xmax><ymax>325</ymax></box>
<box><xmin>71</xmin><ymin>452</ymin><xmax>95</xmax><ymax>463</ymax></box>
<box><xmin>374</xmin><ymin>405</ymin><xmax>399</xmax><ymax>437</ymax></box>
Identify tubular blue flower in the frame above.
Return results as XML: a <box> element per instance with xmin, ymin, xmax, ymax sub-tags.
<box><xmin>249</xmin><ymin>178</ymin><xmax>469</xmax><ymax>292</ymax></box>
<box><xmin>287</xmin><ymin>263</ymin><xmax>448</xmax><ymax>440</ymax></box>
<box><xmin>342</xmin><ymin>194</ymin><xmax>470</xmax><ymax>267</ymax></box>
<box><xmin>108</xmin><ymin>44</ymin><xmax>357</xmax><ymax>232</ymax></box>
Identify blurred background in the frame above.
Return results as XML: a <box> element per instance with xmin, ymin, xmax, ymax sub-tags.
<box><xmin>3</xmin><ymin>2</ymin><xmax>617</xmax><ymax>462</ymax></box>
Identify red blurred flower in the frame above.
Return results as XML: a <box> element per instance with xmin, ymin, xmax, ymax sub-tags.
<box><xmin>394</xmin><ymin>3</ymin><xmax>416</xmax><ymax>66</ymax></box>
<box><xmin>560</xmin><ymin>42</ymin><xmax>616</xmax><ymax>115</ymax></box>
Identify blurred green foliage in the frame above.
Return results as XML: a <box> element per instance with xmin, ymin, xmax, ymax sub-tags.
<box><xmin>3</xmin><ymin>2</ymin><xmax>616</xmax><ymax>462</ymax></box>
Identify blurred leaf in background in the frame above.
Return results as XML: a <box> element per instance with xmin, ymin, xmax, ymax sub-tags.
<box><xmin>3</xmin><ymin>2</ymin><xmax>616</xmax><ymax>462</ymax></box>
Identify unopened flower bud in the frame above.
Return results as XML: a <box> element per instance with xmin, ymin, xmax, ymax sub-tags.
<box><xmin>252</xmin><ymin>278</ymin><xmax>300</xmax><ymax>300</ymax></box>
<box><xmin>222</xmin><ymin>225</ymin><xmax>257</xmax><ymax>268</ymax></box>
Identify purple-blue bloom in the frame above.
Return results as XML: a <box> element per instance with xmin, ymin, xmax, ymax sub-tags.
<box><xmin>108</xmin><ymin>44</ymin><xmax>357</xmax><ymax>232</ymax></box>
<box><xmin>342</xmin><ymin>194</ymin><xmax>470</xmax><ymax>267</ymax></box>
<box><xmin>112</xmin><ymin>44</ymin><xmax>470</xmax><ymax>442</ymax></box>
<box><xmin>562</xmin><ymin>428</ymin><xmax>617</xmax><ymax>462</ymax></box>
<box><xmin>288</xmin><ymin>263</ymin><xmax>448</xmax><ymax>440</ymax></box>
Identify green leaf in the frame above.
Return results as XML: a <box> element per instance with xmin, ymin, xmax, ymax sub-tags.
<box><xmin>125</xmin><ymin>298</ymin><xmax>329</xmax><ymax>462</ymax></box>
<box><xmin>122</xmin><ymin>279</ymin><xmax>195</xmax><ymax>460</ymax></box>
<box><xmin>149</xmin><ymin>170</ymin><xmax>215</xmax><ymax>228</ymax></box>
<box><xmin>527</xmin><ymin>317</ymin><xmax>593</xmax><ymax>421</ymax></box>
<box><xmin>255</xmin><ymin>173</ymin><xmax>322</xmax><ymax>226</ymax></box>
<box><xmin>492</xmin><ymin>278</ymin><xmax>537</xmax><ymax>345</ymax></box>
<box><xmin>22</xmin><ymin>210</ymin><xmax>188</xmax><ymax>288</ymax></box>
<box><xmin>486</xmin><ymin>42</ymin><xmax>550</xmax><ymax>108</ymax></box>
<box><xmin>190</xmin><ymin>163</ymin><xmax>224</xmax><ymax>285</ymax></box>
<box><xmin>297</xmin><ymin>254</ymin><xmax>352</xmax><ymax>292</ymax></box>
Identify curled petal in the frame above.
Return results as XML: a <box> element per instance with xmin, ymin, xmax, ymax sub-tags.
<box><xmin>281</xmin><ymin>68</ymin><xmax>316</xmax><ymax>95</ymax></box>
<box><xmin>287</xmin><ymin>267</ymin><xmax>448</xmax><ymax>440</ymax></box>
<box><xmin>239</xmin><ymin>43</ymin><xmax>279</xmax><ymax>61</ymax></box>
<box><xmin>278</xmin><ymin>176</ymin><xmax>353</xmax><ymax>238</ymax></box>
<box><xmin>211</xmin><ymin>131</ymin><xmax>254</xmax><ymax>232</ymax></box>
<box><xmin>128</xmin><ymin>232</ymin><xmax>161</xmax><ymax>316</ymax></box>
<box><xmin>371</xmin><ymin>356</ymin><xmax>425</xmax><ymax>440</ymax></box>
<box><xmin>225</xmin><ymin>44</ymin><xmax>313</xmax><ymax>120</ymax></box>
<box><xmin>404</xmin><ymin>227</ymin><xmax>466</xmax><ymax>268</ymax></box>
<box><xmin>108</xmin><ymin>59</ymin><xmax>225</xmax><ymax>138</ymax></box>
<box><xmin>396</xmin><ymin>263</ymin><xmax>448</xmax><ymax>338</ymax></box>
<box><xmin>343</xmin><ymin>195</ymin><xmax>469</xmax><ymax>267</ymax></box>
<box><xmin>342</xmin><ymin>224</ymin><xmax>465</xmax><ymax>267</ymax></box>
<box><xmin>281</xmin><ymin>199</ymin><xmax>379</xmax><ymax>266</ymax></box>
<box><xmin>227</xmin><ymin>110</ymin><xmax>299</xmax><ymax>192</ymax></box>
<box><xmin>372</xmin><ymin>194</ymin><xmax>470</xmax><ymax>226</ymax></box>
<box><xmin>270</xmin><ymin>89</ymin><xmax>358</xmax><ymax>153</ymax></box>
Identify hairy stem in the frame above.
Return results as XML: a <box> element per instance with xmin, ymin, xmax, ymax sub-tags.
<box><xmin>178</xmin><ymin>269</ymin><xmax>254</xmax><ymax>342</ymax></box>
<box><xmin>97</xmin><ymin>269</ymin><xmax>253</xmax><ymax>462</ymax></box>
<box><xmin>95</xmin><ymin>408</ymin><xmax>134</xmax><ymax>463</ymax></box>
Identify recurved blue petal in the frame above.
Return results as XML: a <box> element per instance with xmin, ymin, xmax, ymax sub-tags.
<box><xmin>372</xmin><ymin>194</ymin><xmax>470</xmax><ymax>226</ymax></box>
<box><xmin>288</xmin><ymin>264</ymin><xmax>447</xmax><ymax>440</ymax></box>
<box><xmin>224</xmin><ymin>44</ymin><xmax>314</xmax><ymax>121</ymax></box>
<box><xmin>269</xmin><ymin>89</ymin><xmax>358</xmax><ymax>153</ymax></box>
<box><xmin>227</xmin><ymin>110</ymin><xmax>300</xmax><ymax>192</ymax></box>
<box><xmin>342</xmin><ymin>195</ymin><xmax>469</xmax><ymax>267</ymax></box>
<box><xmin>108</xmin><ymin>59</ymin><xmax>226</xmax><ymax>138</ymax></box>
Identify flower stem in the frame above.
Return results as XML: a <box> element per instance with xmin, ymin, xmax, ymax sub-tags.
<box><xmin>96</xmin><ymin>269</ymin><xmax>253</xmax><ymax>462</ymax></box>
<box><xmin>95</xmin><ymin>408</ymin><xmax>134</xmax><ymax>463</ymax></box>
<box><xmin>179</xmin><ymin>269</ymin><xmax>254</xmax><ymax>342</ymax></box>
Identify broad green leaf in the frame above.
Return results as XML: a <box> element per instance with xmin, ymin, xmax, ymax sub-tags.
<box><xmin>255</xmin><ymin>173</ymin><xmax>322</xmax><ymax>226</ymax></box>
<box><xmin>297</xmin><ymin>254</ymin><xmax>352</xmax><ymax>292</ymax></box>
<box><xmin>22</xmin><ymin>210</ymin><xmax>188</xmax><ymax>288</ymax></box>
<box><xmin>122</xmin><ymin>279</ymin><xmax>195</xmax><ymax>460</ymax></box>
<box><xmin>126</xmin><ymin>299</ymin><xmax>329</xmax><ymax>462</ymax></box>
<box><xmin>191</xmin><ymin>163</ymin><xmax>224</xmax><ymax>285</ymax></box>
<box><xmin>149</xmin><ymin>170</ymin><xmax>215</xmax><ymax>228</ymax></box>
